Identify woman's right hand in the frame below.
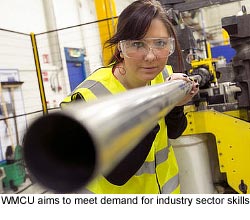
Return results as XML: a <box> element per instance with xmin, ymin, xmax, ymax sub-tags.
<box><xmin>166</xmin><ymin>73</ymin><xmax>199</xmax><ymax>106</ymax></box>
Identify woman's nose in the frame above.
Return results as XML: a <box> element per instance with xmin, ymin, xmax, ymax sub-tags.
<box><xmin>144</xmin><ymin>47</ymin><xmax>157</xmax><ymax>61</ymax></box>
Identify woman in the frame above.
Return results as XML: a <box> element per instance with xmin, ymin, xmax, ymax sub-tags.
<box><xmin>61</xmin><ymin>0</ymin><xmax>199</xmax><ymax>194</ymax></box>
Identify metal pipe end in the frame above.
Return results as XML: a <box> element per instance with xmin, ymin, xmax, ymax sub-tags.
<box><xmin>23</xmin><ymin>113</ymin><xmax>96</xmax><ymax>193</ymax></box>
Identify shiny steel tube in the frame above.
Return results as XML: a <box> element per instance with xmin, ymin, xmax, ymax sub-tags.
<box><xmin>23</xmin><ymin>80</ymin><xmax>192</xmax><ymax>193</ymax></box>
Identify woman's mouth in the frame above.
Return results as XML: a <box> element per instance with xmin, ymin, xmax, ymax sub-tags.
<box><xmin>141</xmin><ymin>66</ymin><xmax>157</xmax><ymax>72</ymax></box>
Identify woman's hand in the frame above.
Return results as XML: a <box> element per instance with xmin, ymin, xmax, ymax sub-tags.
<box><xmin>166</xmin><ymin>73</ymin><xmax>199</xmax><ymax>106</ymax></box>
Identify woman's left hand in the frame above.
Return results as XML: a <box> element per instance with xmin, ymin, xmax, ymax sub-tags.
<box><xmin>166</xmin><ymin>73</ymin><xmax>199</xmax><ymax>106</ymax></box>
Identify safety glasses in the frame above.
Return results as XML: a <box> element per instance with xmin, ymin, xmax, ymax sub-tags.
<box><xmin>119</xmin><ymin>37</ymin><xmax>175</xmax><ymax>59</ymax></box>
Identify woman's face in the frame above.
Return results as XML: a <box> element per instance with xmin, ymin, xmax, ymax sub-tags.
<box><xmin>121</xmin><ymin>18</ymin><xmax>170</xmax><ymax>86</ymax></box>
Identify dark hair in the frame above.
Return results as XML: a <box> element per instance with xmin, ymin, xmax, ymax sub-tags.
<box><xmin>105</xmin><ymin>0</ymin><xmax>184</xmax><ymax>71</ymax></box>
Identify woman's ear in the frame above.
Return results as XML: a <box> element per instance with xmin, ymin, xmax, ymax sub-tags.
<box><xmin>118</xmin><ymin>44</ymin><xmax>124</xmax><ymax>58</ymax></box>
<box><xmin>120</xmin><ymin>50</ymin><xmax>124</xmax><ymax>58</ymax></box>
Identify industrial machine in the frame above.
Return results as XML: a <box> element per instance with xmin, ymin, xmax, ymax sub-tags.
<box><xmin>186</xmin><ymin>12</ymin><xmax>250</xmax><ymax>194</ymax></box>
<box><xmin>160</xmin><ymin>0</ymin><xmax>250</xmax><ymax>194</ymax></box>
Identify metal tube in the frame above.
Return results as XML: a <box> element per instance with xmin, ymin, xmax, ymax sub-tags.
<box><xmin>23</xmin><ymin>80</ymin><xmax>192</xmax><ymax>193</ymax></box>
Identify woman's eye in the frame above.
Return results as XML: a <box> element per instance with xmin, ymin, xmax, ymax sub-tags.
<box><xmin>131</xmin><ymin>41</ymin><xmax>144</xmax><ymax>48</ymax></box>
<box><xmin>155</xmin><ymin>40</ymin><xmax>167</xmax><ymax>48</ymax></box>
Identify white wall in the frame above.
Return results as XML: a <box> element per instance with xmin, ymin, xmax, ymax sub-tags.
<box><xmin>0</xmin><ymin>0</ymin><xmax>47</xmax><ymax>33</ymax></box>
<box><xmin>114</xmin><ymin>0</ymin><xmax>135</xmax><ymax>15</ymax></box>
<box><xmin>0</xmin><ymin>0</ymin><xmax>47</xmax><ymax>151</ymax></box>
<box><xmin>77</xmin><ymin>0</ymin><xmax>103</xmax><ymax>73</ymax></box>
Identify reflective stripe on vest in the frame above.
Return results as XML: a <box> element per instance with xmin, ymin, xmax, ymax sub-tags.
<box><xmin>156</xmin><ymin>145</ymin><xmax>170</xmax><ymax>165</ymax></box>
<box><xmin>162</xmin><ymin>173</ymin><xmax>179</xmax><ymax>194</ymax></box>
<box><xmin>135</xmin><ymin>145</ymin><xmax>170</xmax><ymax>176</ymax></box>
<box><xmin>72</xmin><ymin>80</ymin><xmax>111</xmax><ymax>97</ymax></box>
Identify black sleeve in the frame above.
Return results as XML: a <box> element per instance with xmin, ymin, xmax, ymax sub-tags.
<box><xmin>165</xmin><ymin>106</ymin><xmax>187</xmax><ymax>139</ymax></box>
<box><xmin>105</xmin><ymin>124</ymin><xmax>160</xmax><ymax>186</ymax></box>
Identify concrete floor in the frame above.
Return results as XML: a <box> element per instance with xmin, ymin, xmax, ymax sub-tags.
<box><xmin>1</xmin><ymin>171</ymin><xmax>88</xmax><ymax>194</ymax></box>
<box><xmin>0</xmin><ymin>166</ymin><xmax>54</xmax><ymax>194</ymax></box>
<box><xmin>3</xmin><ymin>177</ymin><xmax>54</xmax><ymax>194</ymax></box>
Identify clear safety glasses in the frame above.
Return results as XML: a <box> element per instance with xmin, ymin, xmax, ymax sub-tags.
<box><xmin>119</xmin><ymin>37</ymin><xmax>175</xmax><ymax>59</ymax></box>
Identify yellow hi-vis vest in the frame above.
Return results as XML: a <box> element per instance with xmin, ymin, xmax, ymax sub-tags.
<box><xmin>61</xmin><ymin>65</ymin><xmax>180</xmax><ymax>194</ymax></box>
